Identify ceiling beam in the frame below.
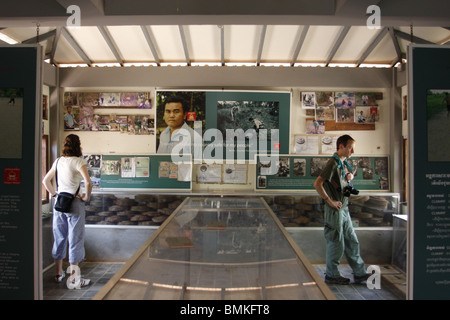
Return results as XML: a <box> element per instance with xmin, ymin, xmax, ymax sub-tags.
<box><xmin>256</xmin><ymin>25</ymin><xmax>267</xmax><ymax>66</ymax></box>
<box><xmin>325</xmin><ymin>25</ymin><xmax>351</xmax><ymax>67</ymax></box>
<box><xmin>61</xmin><ymin>27</ymin><xmax>92</xmax><ymax>66</ymax></box>
<box><xmin>290</xmin><ymin>25</ymin><xmax>309</xmax><ymax>66</ymax></box>
<box><xmin>387</xmin><ymin>26</ymin><xmax>402</xmax><ymax>66</ymax></box>
<box><xmin>356</xmin><ymin>27</ymin><xmax>388</xmax><ymax>67</ymax></box>
<box><xmin>22</xmin><ymin>29</ymin><xmax>56</xmax><ymax>44</ymax></box>
<box><xmin>178</xmin><ymin>25</ymin><xmax>190</xmax><ymax>66</ymax></box>
<box><xmin>50</xmin><ymin>27</ymin><xmax>62</xmax><ymax>65</ymax></box>
<box><xmin>220</xmin><ymin>25</ymin><xmax>225</xmax><ymax>66</ymax></box>
<box><xmin>140</xmin><ymin>26</ymin><xmax>160</xmax><ymax>66</ymax></box>
<box><xmin>393</xmin><ymin>29</ymin><xmax>434</xmax><ymax>45</ymax></box>
<box><xmin>97</xmin><ymin>26</ymin><xmax>123</xmax><ymax>66</ymax></box>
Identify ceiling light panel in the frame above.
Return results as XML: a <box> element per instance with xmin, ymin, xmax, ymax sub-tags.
<box><xmin>183</xmin><ymin>25</ymin><xmax>221</xmax><ymax>63</ymax></box>
<box><xmin>363</xmin><ymin>32</ymin><xmax>397</xmax><ymax>64</ymax></box>
<box><xmin>332</xmin><ymin>26</ymin><xmax>381</xmax><ymax>63</ymax></box>
<box><xmin>224</xmin><ymin>25</ymin><xmax>264</xmax><ymax>63</ymax></box>
<box><xmin>53</xmin><ymin>34</ymin><xmax>85</xmax><ymax>64</ymax></box>
<box><xmin>65</xmin><ymin>26</ymin><xmax>117</xmax><ymax>62</ymax></box>
<box><xmin>260</xmin><ymin>25</ymin><xmax>303</xmax><ymax>63</ymax></box>
<box><xmin>148</xmin><ymin>25</ymin><xmax>188</xmax><ymax>62</ymax></box>
<box><xmin>106</xmin><ymin>26</ymin><xmax>155</xmax><ymax>62</ymax></box>
<box><xmin>297</xmin><ymin>26</ymin><xmax>341</xmax><ymax>62</ymax></box>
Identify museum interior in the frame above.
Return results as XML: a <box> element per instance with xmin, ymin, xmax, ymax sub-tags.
<box><xmin>0</xmin><ymin>0</ymin><xmax>449</xmax><ymax>301</ymax></box>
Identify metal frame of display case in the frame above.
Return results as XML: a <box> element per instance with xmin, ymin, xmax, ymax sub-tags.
<box><xmin>94</xmin><ymin>197</ymin><xmax>336</xmax><ymax>300</ymax></box>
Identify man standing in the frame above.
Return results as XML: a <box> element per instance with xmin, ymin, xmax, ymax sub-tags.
<box><xmin>64</xmin><ymin>106</ymin><xmax>78</xmax><ymax>129</ymax></box>
<box><xmin>157</xmin><ymin>97</ymin><xmax>194</xmax><ymax>154</ymax></box>
<box><xmin>313</xmin><ymin>134</ymin><xmax>369</xmax><ymax>284</ymax></box>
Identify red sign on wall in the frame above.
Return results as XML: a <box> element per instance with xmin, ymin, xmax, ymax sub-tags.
<box><xmin>4</xmin><ymin>168</ymin><xmax>21</xmax><ymax>184</ymax></box>
<box><xmin>186</xmin><ymin>112</ymin><xmax>196</xmax><ymax>121</ymax></box>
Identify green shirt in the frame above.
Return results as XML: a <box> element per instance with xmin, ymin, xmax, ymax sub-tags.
<box><xmin>320</xmin><ymin>157</ymin><xmax>348</xmax><ymax>207</ymax></box>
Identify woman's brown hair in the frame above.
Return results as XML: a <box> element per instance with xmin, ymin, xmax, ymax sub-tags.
<box><xmin>61</xmin><ymin>134</ymin><xmax>82</xmax><ymax>157</ymax></box>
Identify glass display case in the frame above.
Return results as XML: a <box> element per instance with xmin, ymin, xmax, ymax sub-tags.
<box><xmin>265</xmin><ymin>193</ymin><xmax>399</xmax><ymax>227</ymax></box>
<box><xmin>85</xmin><ymin>192</ymin><xmax>399</xmax><ymax>228</ymax></box>
<box><xmin>94</xmin><ymin>197</ymin><xmax>335</xmax><ymax>300</ymax></box>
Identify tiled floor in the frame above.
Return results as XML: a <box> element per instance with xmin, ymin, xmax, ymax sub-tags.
<box><xmin>43</xmin><ymin>261</ymin><xmax>404</xmax><ymax>300</ymax></box>
<box><xmin>313</xmin><ymin>264</ymin><xmax>405</xmax><ymax>300</ymax></box>
<box><xmin>43</xmin><ymin>261</ymin><xmax>124</xmax><ymax>300</ymax></box>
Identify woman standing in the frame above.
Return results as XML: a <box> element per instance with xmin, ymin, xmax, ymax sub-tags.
<box><xmin>42</xmin><ymin>134</ymin><xmax>93</xmax><ymax>288</ymax></box>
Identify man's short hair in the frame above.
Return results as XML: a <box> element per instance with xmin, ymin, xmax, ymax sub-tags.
<box><xmin>336</xmin><ymin>134</ymin><xmax>355</xmax><ymax>150</ymax></box>
<box><xmin>164</xmin><ymin>96</ymin><xmax>189</xmax><ymax>113</ymax></box>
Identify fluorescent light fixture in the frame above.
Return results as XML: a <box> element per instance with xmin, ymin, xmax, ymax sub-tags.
<box><xmin>0</xmin><ymin>33</ymin><xmax>19</xmax><ymax>44</ymax></box>
<box><xmin>58</xmin><ymin>63</ymin><xmax>89</xmax><ymax>68</ymax></box>
<box><xmin>160</xmin><ymin>62</ymin><xmax>188</xmax><ymax>67</ymax></box>
<box><xmin>191</xmin><ymin>62</ymin><xmax>222</xmax><ymax>67</ymax></box>
<box><xmin>123</xmin><ymin>62</ymin><xmax>158</xmax><ymax>67</ymax></box>
<box><xmin>328</xmin><ymin>63</ymin><xmax>357</xmax><ymax>68</ymax></box>
<box><xmin>359</xmin><ymin>63</ymin><xmax>391</xmax><ymax>68</ymax></box>
<box><xmin>92</xmin><ymin>63</ymin><xmax>121</xmax><ymax>67</ymax></box>
<box><xmin>260</xmin><ymin>62</ymin><xmax>291</xmax><ymax>67</ymax></box>
<box><xmin>225</xmin><ymin>62</ymin><xmax>257</xmax><ymax>67</ymax></box>
<box><xmin>294</xmin><ymin>62</ymin><xmax>326</xmax><ymax>67</ymax></box>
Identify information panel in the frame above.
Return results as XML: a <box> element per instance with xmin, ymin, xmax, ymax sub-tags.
<box><xmin>255</xmin><ymin>154</ymin><xmax>389</xmax><ymax>191</ymax></box>
<box><xmin>99</xmin><ymin>154</ymin><xmax>192</xmax><ymax>190</ymax></box>
<box><xmin>0</xmin><ymin>45</ymin><xmax>41</xmax><ymax>299</ymax></box>
<box><xmin>409</xmin><ymin>45</ymin><xmax>450</xmax><ymax>300</ymax></box>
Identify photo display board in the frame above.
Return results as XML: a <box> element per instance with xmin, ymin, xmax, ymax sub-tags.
<box><xmin>409</xmin><ymin>45</ymin><xmax>450</xmax><ymax>300</ymax></box>
<box><xmin>0</xmin><ymin>45</ymin><xmax>41</xmax><ymax>299</ymax></box>
<box><xmin>156</xmin><ymin>90</ymin><xmax>290</xmax><ymax>161</ymax></box>
<box><xmin>99</xmin><ymin>154</ymin><xmax>191</xmax><ymax>190</ymax></box>
<box><xmin>255</xmin><ymin>154</ymin><xmax>389</xmax><ymax>191</ymax></box>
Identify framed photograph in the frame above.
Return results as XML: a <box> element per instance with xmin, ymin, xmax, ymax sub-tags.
<box><xmin>336</xmin><ymin>108</ymin><xmax>355</xmax><ymax>123</ymax></box>
<box><xmin>356</xmin><ymin>92</ymin><xmax>378</xmax><ymax>106</ymax></box>
<box><xmin>99</xmin><ymin>92</ymin><xmax>120</xmax><ymax>107</ymax></box>
<box><xmin>42</xmin><ymin>95</ymin><xmax>48</xmax><ymax>120</ymax></box>
<box><xmin>355</xmin><ymin>107</ymin><xmax>370</xmax><ymax>124</ymax></box>
<box><xmin>334</xmin><ymin>91</ymin><xmax>355</xmax><ymax>108</ymax></box>
<box><xmin>79</xmin><ymin>92</ymin><xmax>99</xmax><ymax>107</ymax></box>
<box><xmin>301</xmin><ymin>92</ymin><xmax>316</xmax><ymax>109</ymax></box>
<box><xmin>316</xmin><ymin>106</ymin><xmax>335</xmax><ymax>120</ymax></box>
<box><xmin>315</xmin><ymin>91</ymin><xmax>334</xmax><ymax>106</ymax></box>
<box><xmin>64</xmin><ymin>105</ymin><xmax>80</xmax><ymax>130</ymax></box>
<box><xmin>305</xmin><ymin>119</ymin><xmax>325</xmax><ymax>134</ymax></box>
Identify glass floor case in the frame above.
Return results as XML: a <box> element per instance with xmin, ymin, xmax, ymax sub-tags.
<box><xmin>94</xmin><ymin>197</ymin><xmax>335</xmax><ymax>300</ymax></box>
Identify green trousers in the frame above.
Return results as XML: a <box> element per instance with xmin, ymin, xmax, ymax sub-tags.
<box><xmin>323</xmin><ymin>204</ymin><xmax>366</xmax><ymax>278</ymax></box>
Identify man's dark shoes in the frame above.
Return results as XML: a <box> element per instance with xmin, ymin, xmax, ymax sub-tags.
<box><xmin>324</xmin><ymin>274</ymin><xmax>350</xmax><ymax>285</ymax></box>
<box><xmin>354</xmin><ymin>273</ymin><xmax>371</xmax><ymax>284</ymax></box>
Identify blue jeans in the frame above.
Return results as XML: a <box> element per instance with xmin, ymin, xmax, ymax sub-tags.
<box><xmin>323</xmin><ymin>204</ymin><xmax>366</xmax><ymax>278</ymax></box>
<box><xmin>52</xmin><ymin>198</ymin><xmax>86</xmax><ymax>264</ymax></box>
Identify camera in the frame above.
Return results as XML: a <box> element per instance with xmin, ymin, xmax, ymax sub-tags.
<box><xmin>343</xmin><ymin>181</ymin><xmax>359</xmax><ymax>197</ymax></box>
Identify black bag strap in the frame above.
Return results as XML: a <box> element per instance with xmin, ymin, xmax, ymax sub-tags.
<box><xmin>55</xmin><ymin>157</ymin><xmax>80</xmax><ymax>196</ymax></box>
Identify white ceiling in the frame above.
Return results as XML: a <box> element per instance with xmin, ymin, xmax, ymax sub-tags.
<box><xmin>1</xmin><ymin>0</ymin><xmax>449</xmax><ymax>68</ymax></box>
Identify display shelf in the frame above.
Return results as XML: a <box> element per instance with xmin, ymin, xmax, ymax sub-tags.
<box><xmin>85</xmin><ymin>191</ymin><xmax>399</xmax><ymax>228</ymax></box>
<box><xmin>94</xmin><ymin>197</ymin><xmax>335</xmax><ymax>300</ymax></box>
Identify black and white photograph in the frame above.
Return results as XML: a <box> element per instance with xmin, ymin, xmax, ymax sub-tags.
<box><xmin>301</xmin><ymin>92</ymin><xmax>316</xmax><ymax>109</ymax></box>
<box><xmin>293</xmin><ymin>158</ymin><xmax>306</xmax><ymax>176</ymax></box>
<box><xmin>217</xmin><ymin>100</ymin><xmax>279</xmax><ymax>141</ymax></box>
<box><xmin>275</xmin><ymin>157</ymin><xmax>290</xmax><ymax>177</ymax></box>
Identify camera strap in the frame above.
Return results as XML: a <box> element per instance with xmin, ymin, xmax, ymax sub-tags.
<box><xmin>332</xmin><ymin>153</ymin><xmax>353</xmax><ymax>181</ymax></box>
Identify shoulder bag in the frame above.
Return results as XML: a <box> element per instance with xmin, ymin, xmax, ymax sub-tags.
<box><xmin>54</xmin><ymin>158</ymin><xmax>80</xmax><ymax>213</ymax></box>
